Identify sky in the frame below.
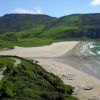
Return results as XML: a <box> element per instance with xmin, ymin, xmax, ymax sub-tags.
<box><xmin>0</xmin><ymin>0</ymin><xmax>100</xmax><ymax>17</ymax></box>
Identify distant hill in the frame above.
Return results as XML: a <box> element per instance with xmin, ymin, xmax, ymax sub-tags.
<box><xmin>0</xmin><ymin>13</ymin><xmax>100</xmax><ymax>39</ymax></box>
<box><xmin>0</xmin><ymin>14</ymin><xmax>56</xmax><ymax>34</ymax></box>
<box><xmin>0</xmin><ymin>13</ymin><xmax>100</xmax><ymax>49</ymax></box>
<box><xmin>43</xmin><ymin>13</ymin><xmax>100</xmax><ymax>39</ymax></box>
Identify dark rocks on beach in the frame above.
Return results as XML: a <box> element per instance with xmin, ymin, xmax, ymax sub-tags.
<box><xmin>61</xmin><ymin>74</ymin><xmax>74</xmax><ymax>80</ymax></box>
<box><xmin>7</xmin><ymin>46</ymin><xmax>15</xmax><ymax>50</ymax></box>
<box><xmin>83</xmin><ymin>85</ymin><xmax>93</xmax><ymax>90</ymax></box>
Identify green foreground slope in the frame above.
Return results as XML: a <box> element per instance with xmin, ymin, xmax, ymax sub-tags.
<box><xmin>0</xmin><ymin>56</ymin><xmax>15</xmax><ymax>72</ymax></box>
<box><xmin>0</xmin><ymin>56</ymin><xmax>78</xmax><ymax>100</ymax></box>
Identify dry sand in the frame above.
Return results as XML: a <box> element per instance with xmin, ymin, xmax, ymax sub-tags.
<box><xmin>0</xmin><ymin>41</ymin><xmax>100</xmax><ymax>100</ymax></box>
<box><xmin>0</xmin><ymin>42</ymin><xmax>79</xmax><ymax>57</ymax></box>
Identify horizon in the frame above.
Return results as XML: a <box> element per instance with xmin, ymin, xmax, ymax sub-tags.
<box><xmin>0</xmin><ymin>0</ymin><xmax>100</xmax><ymax>17</ymax></box>
<box><xmin>1</xmin><ymin>12</ymin><xmax>100</xmax><ymax>18</ymax></box>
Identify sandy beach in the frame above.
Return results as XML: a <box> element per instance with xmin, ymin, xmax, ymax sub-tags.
<box><xmin>0</xmin><ymin>42</ymin><xmax>79</xmax><ymax>57</ymax></box>
<box><xmin>0</xmin><ymin>41</ymin><xmax>100</xmax><ymax>100</ymax></box>
<box><xmin>34</xmin><ymin>58</ymin><xmax>100</xmax><ymax>100</ymax></box>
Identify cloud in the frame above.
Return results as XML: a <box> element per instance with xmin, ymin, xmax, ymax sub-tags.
<box><xmin>90</xmin><ymin>0</ymin><xmax>100</xmax><ymax>6</ymax></box>
<box><xmin>12</xmin><ymin>7</ymin><xmax>43</xmax><ymax>14</ymax></box>
<box><xmin>33</xmin><ymin>7</ymin><xmax>43</xmax><ymax>14</ymax></box>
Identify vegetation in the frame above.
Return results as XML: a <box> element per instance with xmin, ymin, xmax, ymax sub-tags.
<box><xmin>0</xmin><ymin>56</ymin><xmax>15</xmax><ymax>72</ymax></box>
<box><xmin>0</xmin><ymin>56</ymin><xmax>78</xmax><ymax>100</ymax></box>
<box><xmin>0</xmin><ymin>13</ymin><xmax>100</xmax><ymax>49</ymax></box>
<box><xmin>0</xmin><ymin>14</ymin><xmax>100</xmax><ymax>38</ymax></box>
<box><xmin>0</xmin><ymin>14</ymin><xmax>55</xmax><ymax>33</ymax></box>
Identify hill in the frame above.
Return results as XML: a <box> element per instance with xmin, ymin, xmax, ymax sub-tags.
<box><xmin>0</xmin><ymin>13</ymin><xmax>100</xmax><ymax>49</ymax></box>
<box><xmin>0</xmin><ymin>14</ymin><xmax>56</xmax><ymax>34</ymax></box>
<box><xmin>0</xmin><ymin>56</ymin><xmax>78</xmax><ymax>100</ymax></box>
<box><xmin>43</xmin><ymin>13</ymin><xmax>100</xmax><ymax>39</ymax></box>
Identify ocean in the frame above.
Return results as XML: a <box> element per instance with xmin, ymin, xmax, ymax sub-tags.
<box><xmin>55</xmin><ymin>42</ymin><xmax>100</xmax><ymax>80</ymax></box>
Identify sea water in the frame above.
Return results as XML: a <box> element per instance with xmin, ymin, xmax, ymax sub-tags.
<box><xmin>89</xmin><ymin>42</ymin><xmax>100</xmax><ymax>55</ymax></box>
<box><xmin>78</xmin><ymin>42</ymin><xmax>100</xmax><ymax>79</ymax></box>
<box><xmin>56</xmin><ymin>41</ymin><xmax>100</xmax><ymax>80</ymax></box>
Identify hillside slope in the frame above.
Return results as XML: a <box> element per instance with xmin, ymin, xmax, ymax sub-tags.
<box><xmin>0</xmin><ymin>13</ymin><xmax>100</xmax><ymax>49</ymax></box>
<box><xmin>0</xmin><ymin>56</ymin><xmax>78</xmax><ymax>100</ymax></box>
<box><xmin>0</xmin><ymin>14</ymin><xmax>56</xmax><ymax>34</ymax></box>
<box><xmin>43</xmin><ymin>13</ymin><xmax>100</xmax><ymax>39</ymax></box>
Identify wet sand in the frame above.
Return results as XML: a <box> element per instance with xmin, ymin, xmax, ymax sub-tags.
<box><xmin>55</xmin><ymin>43</ymin><xmax>100</xmax><ymax>80</ymax></box>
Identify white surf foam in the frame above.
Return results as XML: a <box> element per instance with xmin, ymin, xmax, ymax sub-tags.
<box><xmin>97</xmin><ymin>51</ymin><xmax>100</xmax><ymax>54</ymax></box>
<box><xmin>89</xmin><ymin>50</ymin><xmax>96</xmax><ymax>56</ymax></box>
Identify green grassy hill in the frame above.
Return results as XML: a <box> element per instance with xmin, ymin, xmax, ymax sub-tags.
<box><xmin>0</xmin><ymin>56</ymin><xmax>78</xmax><ymax>100</ymax></box>
<box><xmin>0</xmin><ymin>13</ymin><xmax>100</xmax><ymax>49</ymax></box>
<box><xmin>43</xmin><ymin>14</ymin><xmax>100</xmax><ymax>39</ymax></box>
<box><xmin>0</xmin><ymin>14</ymin><xmax>56</xmax><ymax>34</ymax></box>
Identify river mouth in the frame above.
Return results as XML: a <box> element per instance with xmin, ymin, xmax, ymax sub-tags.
<box><xmin>55</xmin><ymin>42</ymin><xmax>100</xmax><ymax>80</ymax></box>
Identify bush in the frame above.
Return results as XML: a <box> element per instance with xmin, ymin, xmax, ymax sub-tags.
<box><xmin>0</xmin><ymin>56</ymin><xmax>78</xmax><ymax>100</ymax></box>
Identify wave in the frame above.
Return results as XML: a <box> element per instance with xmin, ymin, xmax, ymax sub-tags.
<box><xmin>79</xmin><ymin>42</ymin><xmax>100</xmax><ymax>56</ymax></box>
<box><xmin>97</xmin><ymin>51</ymin><xmax>100</xmax><ymax>54</ymax></box>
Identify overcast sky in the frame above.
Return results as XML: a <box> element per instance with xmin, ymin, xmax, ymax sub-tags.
<box><xmin>0</xmin><ymin>0</ymin><xmax>100</xmax><ymax>17</ymax></box>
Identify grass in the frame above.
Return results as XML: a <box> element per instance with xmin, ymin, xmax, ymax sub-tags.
<box><xmin>0</xmin><ymin>36</ymin><xmax>96</xmax><ymax>50</ymax></box>
<box><xmin>0</xmin><ymin>13</ymin><xmax>99</xmax><ymax>50</ymax></box>
<box><xmin>43</xmin><ymin>25</ymin><xmax>79</xmax><ymax>38</ymax></box>
<box><xmin>17</xmin><ymin>24</ymin><xmax>45</xmax><ymax>37</ymax></box>
<box><xmin>0</xmin><ymin>13</ymin><xmax>100</xmax><ymax>50</ymax></box>
<box><xmin>0</xmin><ymin>56</ymin><xmax>78</xmax><ymax>100</ymax></box>
<box><xmin>0</xmin><ymin>56</ymin><xmax>15</xmax><ymax>72</ymax></box>
<box><xmin>0</xmin><ymin>37</ymin><xmax>54</xmax><ymax>49</ymax></box>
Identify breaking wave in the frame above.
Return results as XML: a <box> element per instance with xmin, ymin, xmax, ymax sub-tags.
<box><xmin>80</xmin><ymin>42</ymin><xmax>100</xmax><ymax>56</ymax></box>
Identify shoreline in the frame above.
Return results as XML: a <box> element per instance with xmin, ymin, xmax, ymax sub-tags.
<box><xmin>35</xmin><ymin>57</ymin><xmax>100</xmax><ymax>100</ymax></box>
<box><xmin>0</xmin><ymin>41</ymin><xmax>100</xmax><ymax>99</ymax></box>
<box><xmin>55</xmin><ymin>43</ymin><xmax>100</xmax><ymax>80</ymax></box>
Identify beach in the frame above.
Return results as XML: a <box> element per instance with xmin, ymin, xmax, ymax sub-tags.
<box><xmin>0</xmin><ymin>41</ymin><xmax>100</xmax><ymax>100</ymax></box>
<box><xmin>0</xmin><ymin>42</ymin><xmax>79</xmax><ymax>57</ymax></box>
<box><xmin>35</xmin><ymin>58</ymin><xmax>100</xmax><ymax>100</ymax></box>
